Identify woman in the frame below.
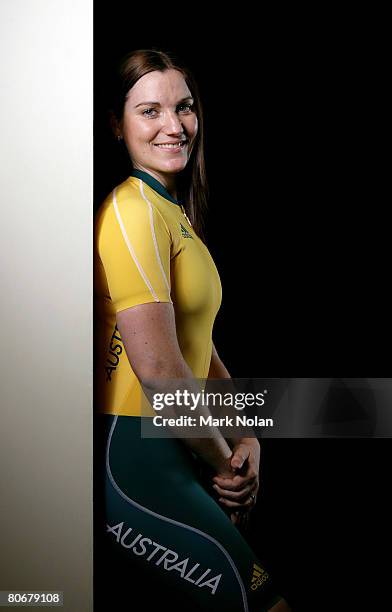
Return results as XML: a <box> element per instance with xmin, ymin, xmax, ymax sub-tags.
<box><xmin>94</xmin><ymin>48</ymin><xmax>291</xmax><ymax>611</ymax></box>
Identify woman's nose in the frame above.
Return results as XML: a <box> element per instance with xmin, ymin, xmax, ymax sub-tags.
<box><xmin>163</xmin><ymin>110</ymin><xmax>184</xmax><ymax>134</ymax></box>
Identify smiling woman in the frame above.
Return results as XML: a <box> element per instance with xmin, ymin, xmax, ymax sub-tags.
<box><xmin>105</xmin><ymin>48</ymin><xmax>207</xmax><ymax>238</ymax></box>
<box><xmin>111</xmin><ymin>69</ymin><xmax>197</xmax><ymax>197</ymax></box>
<box><xmin>94</xmin><ymin>49</ymin><xmax>291</xmax><ymax>612</ymax></box>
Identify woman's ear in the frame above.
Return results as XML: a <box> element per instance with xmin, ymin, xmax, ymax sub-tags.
<box><xmin>108</xmin><ymin>110</ymin><xmax>122</xmax><ymax>141</ymax></box>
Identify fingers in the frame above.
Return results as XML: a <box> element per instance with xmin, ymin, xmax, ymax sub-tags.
<box><xmin>213</xmin><ymin>472</ymin><xmax>258</xmax><ymax>491</ymax></box>
<box><xmin>230</xmin><ymin>444</ymin><xmax>250</xmax><ymax>470</ymax></box>
<box><xmin>217</xmin><ymin>495</ymin><xmax>256</xmax><ymax>509</ymax></box>
<box><xmin>213</xmin><ymin>483</ymin><xmax>253</xmax><ymax>501</ymax></box>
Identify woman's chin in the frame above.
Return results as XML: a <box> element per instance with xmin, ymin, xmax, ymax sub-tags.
<box><xmin>158</xmin><ymin>160</ymin><xmax>188</xmax><ymax>174</ymax></box>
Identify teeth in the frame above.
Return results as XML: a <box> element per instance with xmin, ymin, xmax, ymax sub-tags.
<box><xmin>155</xmin><ymin>142</ymin><xmax>186</xmax><ymax>149</ymax></box>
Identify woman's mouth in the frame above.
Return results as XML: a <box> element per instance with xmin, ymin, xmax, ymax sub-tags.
<box><xmin>153</xmin><ymin>140</ymin><xmax>188</xmax><ymax>152</ymax></box>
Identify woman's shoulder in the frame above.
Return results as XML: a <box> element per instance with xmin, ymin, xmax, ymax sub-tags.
<box><xmin>94</xmin><ymin>176</ymin><xmax>172</xmax><ymax>247</ymax></box>
<box><xmin>95</xmin><ymin>177</ymin><xmax>145</xmax><ymax>224</ymax></box>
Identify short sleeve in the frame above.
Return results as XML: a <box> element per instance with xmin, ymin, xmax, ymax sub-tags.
<box><xmin>97</xmin><ymin>190</ymin><xmax>173</xmax><ymax>312</ymax></box>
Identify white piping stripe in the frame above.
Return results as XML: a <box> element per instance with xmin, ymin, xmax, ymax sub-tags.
<box><xmin>112</xmin><ymin>187</ymin><xmax>160</xmax><ymax>302</ymax></box>
<box><xmin>105</xmin><ymin>415</ymin><xmax>249</xmax><ymax>612</ymax></box>
<box><xmin>139</xmin><ymin>180</ymin><xmax>172</xmax><ymax>299</ymax></box>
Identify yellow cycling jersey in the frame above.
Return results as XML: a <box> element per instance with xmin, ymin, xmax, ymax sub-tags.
<box><xmin>94</xmin><ymin>169</ymin><xmax>222</xmax><ymax>416</ymax></box>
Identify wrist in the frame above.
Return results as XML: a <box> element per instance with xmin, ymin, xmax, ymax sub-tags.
<box><xmin>215</xmin><ymin>455</ymin><xmax>234</xmax><ymax>478</ymax></box>
<box><xmin>230</xmin><ymin>437</ymin><xmax>260</xmax><ymax>452</ymax></box>
<box><xmin>233</xmin><ymin>438</ymin><xmax>260</xmax><ymax>465</ymax></box>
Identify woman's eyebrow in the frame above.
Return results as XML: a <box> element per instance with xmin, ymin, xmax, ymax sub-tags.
<box><xmin>134</xmin><ymin>96</ymin><xmax>194</xmax><ymax>108</ymax></box>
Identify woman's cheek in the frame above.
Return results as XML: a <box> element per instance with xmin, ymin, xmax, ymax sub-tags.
<box><xmin>190</xmin><ymin>115</ymin><xmax>198</xmax><ymax>136</ymax></box>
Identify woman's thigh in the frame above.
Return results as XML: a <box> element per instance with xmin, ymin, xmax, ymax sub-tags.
<box><xmin>96</xmin><ymin>413</ymin><xmax>284</xmax><ymax>612</ymax></box>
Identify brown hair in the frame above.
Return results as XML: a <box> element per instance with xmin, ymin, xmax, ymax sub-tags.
<box><xmin>108</xmin><ymin>48</ymin><xmax>208</xmax><ymax>240</ymax></box>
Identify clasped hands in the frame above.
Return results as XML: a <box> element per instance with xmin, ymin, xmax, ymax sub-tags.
<box><xmin>213</xmin><ymin>441</ymin><xmax>260</xmax><ymax>526</ymax></box>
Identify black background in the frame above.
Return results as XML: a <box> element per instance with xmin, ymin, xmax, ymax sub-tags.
<box><xmin>94</xmin><ymin>5</ymin><xmax>389</xmax><ymax>610</ymax></box>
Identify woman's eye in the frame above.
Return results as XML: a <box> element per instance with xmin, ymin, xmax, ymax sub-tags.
<box><xmin>142</xmin><ymin>104</ymin><xmax>193</xmax><ymax>117</ymax></box>
<box><xmin>178</xmin><ymin>103</ymin><xmax>193</xmax><ymax>113</ymax></box>
<box><xmin>142</xmin><ymin>108</ymin><xmax>157</xmax><ymax>117</ymax></box>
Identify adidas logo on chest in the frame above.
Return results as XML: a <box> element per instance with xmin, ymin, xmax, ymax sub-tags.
<box><xmin>180</xmin><ymin>223</ymin><xmax>193</xmax><ymax>239</ymax></box>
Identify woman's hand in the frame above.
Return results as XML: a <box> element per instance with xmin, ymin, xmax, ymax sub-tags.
<box><xmin>212</xmin><ymin>440</ymin><xmax>260</xmax><ymax>515</ymax></box>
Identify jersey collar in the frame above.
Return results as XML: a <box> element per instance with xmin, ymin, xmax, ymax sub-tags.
<box><xmin>129</xmin><ymin>169</ymin><xmax>181</xmax><ymax>208</ymax></box>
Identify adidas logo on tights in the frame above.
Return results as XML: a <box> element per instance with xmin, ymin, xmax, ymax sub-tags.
<box><xmin>251</xmin><ymin>563</ymin><xmax>269</xmax><ymax>591</ymax></box>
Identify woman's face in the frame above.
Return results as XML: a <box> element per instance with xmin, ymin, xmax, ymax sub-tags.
<box><xmin>119</xmin><ymin>69</ymin><xmax>198</xmax><ymax>181</ymax></box>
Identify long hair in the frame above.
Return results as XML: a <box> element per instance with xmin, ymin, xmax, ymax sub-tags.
<box><xmin>108</xmin><ymin>48</ymin><xmax>208</xmax><ymax>240</ymax></box>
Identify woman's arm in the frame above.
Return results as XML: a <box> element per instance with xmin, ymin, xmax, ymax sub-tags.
<box><xmin>116</xmin><ymin>302</ymin><xmax>233</xmax><ymax>478</ymax></box>
<box><xmin>208</xmin><ymin>342</ymin><xmax>261</xmax><ymax>514</ymax></box>
<box><xmin>208</xmin><ymin>341</ymin><xmax>231</xmax><ymax>378</ymax></box>
<box><xmin>208</xmin><ymin>341</ymin><xmax>260</xmax><ymax>452</ymax></box>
